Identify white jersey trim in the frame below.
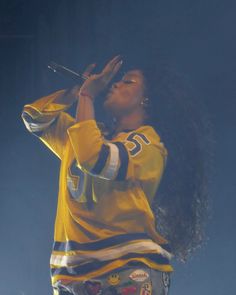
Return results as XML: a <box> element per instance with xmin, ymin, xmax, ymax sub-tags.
<box><xmin>50</xmin><ymin>240</ymin><xmax>173</xmax><ymax>267</ymax></box>
<box><xmin>100</xmin><ymin>142</ymin><xmax>120</xmax><ymax>180</ymax></box>
<box><xmin>23</xmin><ymin>117</ymin><xmax>56</xmax><ymax>133</ymax></box>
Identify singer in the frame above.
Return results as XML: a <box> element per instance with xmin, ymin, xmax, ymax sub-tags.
<box><xmin>22</xmin><ymin>54</ymin><xmax>207</xmax><ymax>295</ymax></box>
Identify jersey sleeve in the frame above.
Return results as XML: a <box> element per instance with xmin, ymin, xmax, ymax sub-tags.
<box><xmin>22</xmin><ymin>89</ymin><xmax>75</xmax><ymax>159</ymax></box>
<box><xmin>67</xmin><ymin>120</ymin><xmax>168</xmax><ymax>183</ymax></box>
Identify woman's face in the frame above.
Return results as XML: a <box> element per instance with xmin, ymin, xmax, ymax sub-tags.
<box><xmin>104</xmin><ymin>69</ymin><xmax>146</xmax><ymax>117</ymax></box>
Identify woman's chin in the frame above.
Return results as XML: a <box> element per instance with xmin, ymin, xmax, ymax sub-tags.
<box><xmin>103</xmin><ymin>100</ymin><xmax>118</xmax><ymax>116</ymax></box>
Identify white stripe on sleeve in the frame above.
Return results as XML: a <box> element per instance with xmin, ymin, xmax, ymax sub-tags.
<box><xmin>22</xmin><ymin>116</ymin><xmax>56</xmax><ymax>133</ymax></box>
<box><xmin>100</xmin><ymin>142</ymin><xmax>120</xmax><ymax>180</ymax></box>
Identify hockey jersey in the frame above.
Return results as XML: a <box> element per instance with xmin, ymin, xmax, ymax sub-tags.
<box><xmin>22</xmin><ymin>89</ymin><xmax>173</xmax><ymax>286</ymax></box>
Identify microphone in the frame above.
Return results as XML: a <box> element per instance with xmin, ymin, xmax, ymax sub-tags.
<box><xmin>48</xmin><ymin>61</ymin><xmax>88</xmax><ymax>82</ymax></box>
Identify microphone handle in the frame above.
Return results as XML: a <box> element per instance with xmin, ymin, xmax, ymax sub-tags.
<box><xmin>48</xmin><ymin>61</ymin><xmax>88</xmax><ymax>82</ymax></box>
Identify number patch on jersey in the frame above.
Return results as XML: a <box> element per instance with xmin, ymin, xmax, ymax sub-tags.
<box><xmin>125</xmin><ymin>133</ymin><xmax>151</xmax><ymax>157</ymax></box>
<box><xmin>67</xmin><ymin>160</ymin><xmax>85</xmax><ymax>201</ymax></box>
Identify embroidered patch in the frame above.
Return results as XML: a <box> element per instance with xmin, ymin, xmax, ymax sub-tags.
<box><xmin>140</xmin><ymin>282</ymin><xmax>152</xmax><ymax>295</ymax></box>
<box><xmin>107</xmin><ymin>273</ymin><xmax>121</xmax><ymax>286</ymax></box>
<box><xmin>83</xmin><ymin>280</ymin><xmax>102</xmax><ymax>295</ymax></box>
<box><xmin>121</xmin><ymin>285</ymin><xmax>137</xmax><ymax>295</ymax></box>
<box><xmin>129</xmin><ymin>269</ymin><xmax>149</xmax><ymax>282</ymax></box>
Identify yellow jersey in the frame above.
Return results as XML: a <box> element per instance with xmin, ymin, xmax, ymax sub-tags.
<box><xmin>22</xmin><ymin>89</ymin><xmax>173</xmax><ymax>287</ymax></box>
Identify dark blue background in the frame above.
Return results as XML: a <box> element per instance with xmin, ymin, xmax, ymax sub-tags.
<box><xmin>0</xmin><ymin>1</ymin><xmax>235</xmax><ymax>294</ymax></box>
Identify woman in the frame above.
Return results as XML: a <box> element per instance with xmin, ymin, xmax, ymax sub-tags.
<box><xmin>22</xmin><ymin>55</ymin><xmax>212</xmax><ymax>295</ymax></box>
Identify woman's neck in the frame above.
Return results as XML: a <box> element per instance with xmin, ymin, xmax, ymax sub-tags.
<box><xmin>114</xmin><ymin>110</ymin><xmax>145</xmax><ymax>134</ymax></box>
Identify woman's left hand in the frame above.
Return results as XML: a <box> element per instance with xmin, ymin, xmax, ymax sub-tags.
<box><xmin>79</xmin><ymin>55</ymin><xmax>123</xmax><ymax>99</ymax></box>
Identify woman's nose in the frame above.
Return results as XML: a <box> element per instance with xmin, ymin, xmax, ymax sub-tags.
<box><xmin>112</xmin><ymin>81</ymin><xmax>120</xmax><ymax>89</ymax></box>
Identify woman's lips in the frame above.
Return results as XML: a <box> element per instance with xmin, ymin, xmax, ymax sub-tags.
<box><xmin>106</xmin><ymin>90</ymin><xmax>115</xmax><ymax>98</ymax></box>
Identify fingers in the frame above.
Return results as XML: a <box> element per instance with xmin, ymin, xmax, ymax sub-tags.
<box><xmin>110</xmin><ymin>55</ymin><xmax>123</xmax><ymax>73</ymax></box>
<box><xmin>107</xmin><ymin>55</ymin><xmax>122</xmax><ymax>67</ymax></box>
<box><xmin>102</xmin><ymin>55</ymin><xmax>122</xmax><ymax>74</ymax></box>
<box><xmin>109</xmin><ymin>55</ymin><xmax>123</xmax><ymax>69</ymax></box>
<box><xmin>101</xmin><ymin>55</ymin><xmax>123</xmax><ymax>83</ymax></box>
<box><xmin>108</xmin><ymin>59</ymin><xmax>123</xmax><ymax>80</ymax></box>
<box><xmin>83</xmin><ymin>63</ymin><xmax>96</xmax><ymax>78</ymax></box>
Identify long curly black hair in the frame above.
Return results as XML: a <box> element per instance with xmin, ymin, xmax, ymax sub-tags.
<box><xmin>119</xmin><ymin>57</ymin><xmax>215</xmax><ymax>262</ymax></box>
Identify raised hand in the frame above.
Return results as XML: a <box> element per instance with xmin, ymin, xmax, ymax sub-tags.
<box><xmin>79</xmin><ymin>55</ymin><xmax>123</xmax><ymax>99</ymax></box>
<box><xmin>68</xmin><ymin>63</ymin><xmax>97</xmax><ymax>98</ymax></box>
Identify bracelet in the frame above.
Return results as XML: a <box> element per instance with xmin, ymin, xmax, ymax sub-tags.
<box><xmin>79</xmin><ymin>91</ymin><xmax>93</xmax><ymax>100</ymax></box>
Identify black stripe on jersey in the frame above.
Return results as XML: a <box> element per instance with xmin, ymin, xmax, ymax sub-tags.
<box><xmin>51</xmin><ymin>253</ymin><xmax>170</xmax><ymax>277</ymax></box>
<box><xmin>90</xmin><ymin>144</ymin><xmax>110</xmax><ymax>175</ymax></box>
<box><xmin>53</xmin><ymin>233</ymin><xmax>151</xmax><ymax>252</ymax></box>
<box><xmin>161</xmin><ymin>243</ymin><xmax>172</xmax><ymax>253</ymax></box>
<box><xmin>113</xmin><ymin>142</ymin><xmax>129</xmax><ymax>181</ymax></box>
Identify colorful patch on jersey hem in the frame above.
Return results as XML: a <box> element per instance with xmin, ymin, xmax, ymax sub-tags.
<box><xmin>121</xmin><ymin>285</ymin><xmax>137</xmax><ymax>295</ymax></box>
<box><xmin>107</xmin><ymin>273</ymin><xmax>121</xmax><ymax>285</ymax></box>
<box><xmin>129</xmin><ymin>269</ymin><xmax>149</xmax><ymax>282</ymax></box>
<box><xmin>140</xmin><ymin>282</ymin><xmax>152</xmax><ymax>295</ymax></box>
<box><xmin>83</xmin><ymin>280</ymin><xmax>102</xmax><ymax>295</ymax></box>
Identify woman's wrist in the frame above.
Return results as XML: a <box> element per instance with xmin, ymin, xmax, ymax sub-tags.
<box><xmin>76</xmin><ymin>91</ymin><xmax>95</xmax><ymax>122</ymax></box>
<box><xmin>79</xmin><ymin>91</ymin><xmax>94</xmax><ymax>101</ymax></box>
